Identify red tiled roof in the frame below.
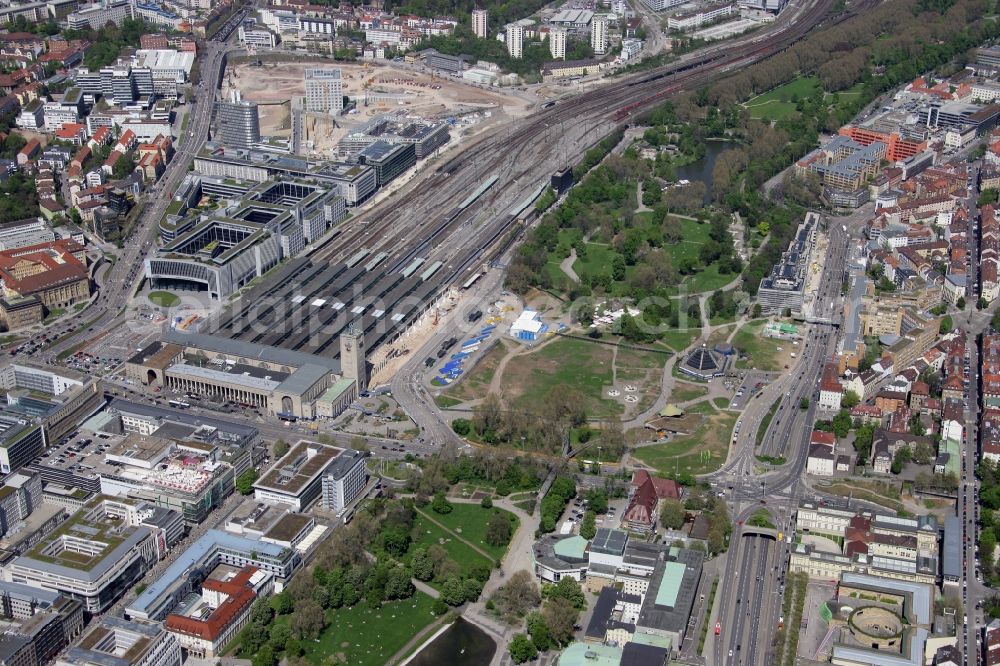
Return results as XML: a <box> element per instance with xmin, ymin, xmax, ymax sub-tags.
<box><xmin>104</xmin><ymin>149</ymin><xmax>123</xmax><ymax>167</ymax></box>
<box><xmin>630</xmin><ymin>470</ymin><xmax>681</xmax><ymax>499</ymax></box>
<box><xmin>17</xmin><ymin>137</ymin><xmax>38</xmax><ymax>157</ymax></box>
<box><xmin>165</xmin><ymin>587</ymin><xmax>256</xmax><ymax>641</ymax></box>
<box><xmin>810</xmin><ymin>430</ymin><xmax>836</xmax><ymax>446</ymax></box>
<box><xmin>0</xmin><ymin>240</ymin><xmax>88</xmax><ymax>296</ymax></box>
<box><xmin>845</xmin><ymin>540</ymin><xmax>869</xmax><ymax>557</ymax></box>
<box><xmin>943</xmin><ymin>375</ymin><xmax>963</xmax><ymax>390</ymax></box>
<box><xmin>623</xmin><ymin>478</ymin><xmax>658</xmax><ymax>528</ymax></box>
<box><xmin>55</xmin><ymin>123</ymin><xmax>85</xmax><ymax>139</ymax></box>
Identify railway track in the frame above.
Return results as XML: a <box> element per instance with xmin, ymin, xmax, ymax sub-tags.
<box><xmin>306</xmin><ymin>0</ymin><xmax>855</xmax><ymax>268</ymax></box>
<box><xmin>215</xmin><ymin>0</ymin><xmax>876</xmax><ymax>352</ymax></box>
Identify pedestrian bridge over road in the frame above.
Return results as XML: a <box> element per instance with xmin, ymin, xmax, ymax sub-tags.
<box><xmin>740</xmin><ymin>526</ymin><xmax>781</xmax><ymax>540</ymax></box>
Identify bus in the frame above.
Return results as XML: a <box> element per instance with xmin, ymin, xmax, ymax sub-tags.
<box><xmin>168</xmin><ymin>400</ymin><xmax>190</xmax><ymax>409</ymax></box>
<box><xmin>277</xmin><ymin>412</ymin><xmax>298</xmax><ymax>423</ymax></box>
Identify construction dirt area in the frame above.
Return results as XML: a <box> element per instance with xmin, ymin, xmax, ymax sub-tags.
<box><xmin>222</xmin><ymin>59</ymin><xmax>535</xmax><ymax>155</ymax></box>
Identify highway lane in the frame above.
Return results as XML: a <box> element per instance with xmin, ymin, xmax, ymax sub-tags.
<box><xmin>706</xmin><ymin>221</ymin><xmax>849</xmax><ymax>488</ymax></box>
<box><xmin>707</xmin><ymin>217</ymin><xmax>852</xmax><ymax>665</ymax></box>
<box><xmin>716</xmin><ymin>505</ymin><xmax>784</xmax><ymax>666</ymax></box>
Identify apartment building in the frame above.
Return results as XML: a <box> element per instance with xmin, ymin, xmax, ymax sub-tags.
<box><xmin>839</xmin><ymin>126</ymin><xmax>927</xmax><ymax>162</ymax></box>
<box><xmin>818</xmin><ymin>363</ymin><xmax>843</xmax><ymax>411</ymax></box>
<box><xmin>860</xmin><ymin>301</ymin><xmax>906</xmax><ymax>337</ymax></box>
<box><xmin>192</xmin><ymin>147</ymin><xmax>377</xmax><ymax>206</ymax></box>
<box><xmin>591</xmin><ymin>16</ymin><xmax>608</xmax><ymax>55</ymax></box>
<box><xmin>549</xmin><ymin>27</ymin><xmax>567</xmax><ymax>60</ymax></box>
<box><xmin>666</xmin><ymin>4</ymin><xmax>736</xmax><ymax>31</ymax></box>
<box><xmin>798</xmin><ymin>135</ymin><xmax>886</xmax><ymax>191</ymax></box>
<box><xmin>126</xmin><ymin>529</ymin><xmax>301</xmax><ymax>621</ymax></box>
<box><xmin>471</xmin><ymin>8</ymin><xmax>488</xmax><ymax>38</ymax></box>
<box><xmin>756</xmin><ymin>213</ymin><xmax>818</xmax><ymax>314</ymax></box>
<box><xmin>67</xmin><ymin>0</ymin><xmax>134</xmax><ymax>30</ymax></box>
<box><xmin>789</xmin><ymin>543</ymin><xmax>937</xmax><ymax>586</ymax></box>
<box><xmin>254</xmin><ymin>441</ymin><xmax>345</xmax><ymax>511</ymax></box>
<box><xmin>164</xmin><ymin>566</ymin><xmax>272</xmax><ymax>659</ymax></box>
<box><xmin>505</xmin><ymin>23</ymin><xmax>523</xmax><ymax>59</ymax></box>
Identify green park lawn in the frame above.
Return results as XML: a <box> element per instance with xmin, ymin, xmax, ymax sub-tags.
<box><xmin>745</xmin><ymin>77</ymin><xmax>823</xmax><ymax>121</ymax></box>
<box><xmin>633</xmin><ymin>409</ymin><xmax>736</xmax><ymax>476</ymax></box>
<box><xmin>660</xmin><ymin>327</ymin><xmax>701</xmax><ymax>352</ymax></box>
<box><xmin>567</xmin><ymin>216</ymin><xmax>734</xmax><ymax>297</ymax></box>
<box><xmin>678</xmin><ymin>263</ymin><xmax>738</xmax><ymax>295</ymax></box>
<box><xmin>672</xmin><ymin>382</ymin><xmax>709</xmax><ymax>403</ymax></box>
<box><xmin>505</xmin><ymin>337</ymin><xmax>621</xmax><ymax>418</ymax></box>
<box><xmin>148</xmin><ymin>291</ymin><xmax>180</xmax><ymax>307</ymax></box>
<box><xmin>300</xmin><ymin>592</ymin><xmax>439</xmax><ymax>666</ymax></box>
<box><xmin>834</xmin><ymin>82</ymin><xmax>866</xmax><ymax>100</ymax></box>
<box><xmin>732</xmin><ymin>320</ymin><xmax>783</xmax><ymax>371</ymax></box>
<box><xmin>434</xmin><ymin>395</ymin><xmax>463</xmax><ymax>409</ymax></box>
<box><xmin>420</xmin><ymin>504</ymin><xmax>518</xmax><ymax>562</ymax></box>
<box><xmin>408</xmin><ymin>513</ymin><xmax>493</xmax><ymax>578</ymax></box>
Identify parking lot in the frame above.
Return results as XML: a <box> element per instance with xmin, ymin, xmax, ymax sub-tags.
<box><xmin>33</xmin><ymin>428</ymin><xmax>118</xmax><ymax>481</ymax></box>
<box><xmin>9</xmin><ymin>317</ymin><xmax>91</xmax><ymax>358</ymax></box>
<box><xmin>559</xmin><ymin>490</ymin><xmax>628</xmax><ymax>535</ymax></box>
<box><xmin>64</xmin><ymin>349</ymin><xmax>126</xmax><ymax>376</ymax></box>
<box><xmin>728</xmin><ymin>370</ymin><xmax>778</xmax><ymax>411</ymax></box>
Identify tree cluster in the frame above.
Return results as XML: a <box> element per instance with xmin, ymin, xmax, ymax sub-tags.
<box><xmin>403</xmin><ymin>449</ymin><xmax>546</xmax><ymax>497</ymax></box>
<box><xmin>235</xmin><ymin>469</ymin><xmax>259</xmax><ymax>495</ymax></box>
<box><xmin>977</xmin><ymin>460</ymin><xmax>1000</xmax><ymax>586</ymax></box>
<box><xmin>238</xmin><ymin>548</ymin><xmax>425</xmax><ymax>666</ymax></box>
<box><xmin>814</xmin><ymin>409</ymin><xmax>853</xmax><ymax>439</ymax></box>
<box><xmin>0</xmin><ymin>174</ymin><xmax>39</xmax><ymax>224</ymax></box>
<box><xmin>64</xmin><ymin>18</ymin><xmax>150</xmax><ymax>71</ymax></box>
<box><xmin>456</xmin><ymin>391</ymin><xmax>628</xmax><ymax>459</ymax></box>
<box><xmin>505</xmin><ymin>145</ymin><xmax>740</xmax><ymax>334</ymax></box>
<box><xmin>488</xmin><ymin>569</ymin><xmax>541</xmax><ymax>624</ymax></box>
<box><xmin>539</xmin><ymin>476</ymin><xmax>576</xmax><ymax>533</ymax></box>
<box><xmin>682</xmin><ymin>487</ymin><xmax>732</xmax><ymax>553</ymax></box>
<box><xmin>505</xmin><ymin>577</ymin><xmax>587</xmax><ymax>661</ymax></box>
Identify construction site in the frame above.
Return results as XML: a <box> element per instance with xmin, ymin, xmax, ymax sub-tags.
<box><xmin>221</xmin><ymin>58</ymin><xmax>535</xmax><ymax>156</ymax></box>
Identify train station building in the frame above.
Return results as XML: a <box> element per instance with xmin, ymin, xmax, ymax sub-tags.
<box><xmin>125</xmin><ymin>331</ymin><xmax>356</xmax><ymax>420</ymax></box>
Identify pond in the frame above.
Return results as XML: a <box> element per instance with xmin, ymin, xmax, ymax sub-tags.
<box><xmin>406</xmin><ymin>618</ymin><xmax>496</xmax><ymax>666</ymax></box>
<box><xmin>672</xmin><ymin>139</ymin><xmax>739</xmax><ymax>203</ymax></box>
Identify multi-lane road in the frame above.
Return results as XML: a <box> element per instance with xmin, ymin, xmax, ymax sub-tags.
<box><xmin>718</xmin><ymin>511</ymin><xmax>783</xmax><ymax>666</ymax></box>
<box><xmin>708</xmin><ymin>217</ymin><xmax>852</xmax><ymax>665</ymax></box>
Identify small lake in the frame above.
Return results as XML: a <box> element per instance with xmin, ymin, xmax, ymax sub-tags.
<box><xmin>672</xmin><ymin>139</ymin><xmax>739</xmax><ymax>203</ymax></box>
<box><xmin>407</xmin><ymin>618</ymin><xmax>496</xmax><ymax>666</ymax></box>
